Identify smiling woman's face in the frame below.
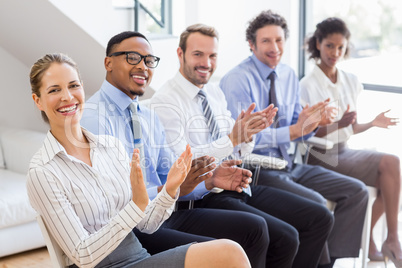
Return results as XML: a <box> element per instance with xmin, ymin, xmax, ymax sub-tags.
<box><xmin>32</xmin><ymin>62</ymin><xmax>85</xmax><ymax>130</ymax></box>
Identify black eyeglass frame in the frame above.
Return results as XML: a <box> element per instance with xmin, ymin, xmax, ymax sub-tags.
<box><xmin>109</xmin><ymin>51</ymin><xmax>160</xmax><ymax>68</ymax></box>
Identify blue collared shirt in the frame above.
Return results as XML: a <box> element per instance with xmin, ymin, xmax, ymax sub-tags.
<box><xmin>220</xmin><ymin>54</ymin><xmax>313</xmax><ymax>157</ymax></box>
<box><xmin>81</xmin><ymin>80</ymin><xmax>208</xmax><ymax>200</ymax></box>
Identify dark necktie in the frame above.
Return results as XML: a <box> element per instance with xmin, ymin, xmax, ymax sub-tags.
<box><xmin>129</xmin><ymin>102</ymin><xmax>147</xmax><ymax>180</ymax></box>
<box><xmin>268</xmin><ymin>72</ymin><xmax>292</xmax><ymax>168</ymax></box>
<box><xmin>198</xmin><ymin>90</ymin><xmax>220</xmax><ymax>141</ymax></box>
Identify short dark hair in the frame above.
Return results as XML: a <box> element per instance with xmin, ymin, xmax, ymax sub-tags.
<box><xmin>106</xmin><ymin>31</ymin><xmax>149</xmax><ymax>56</ymax></box>
<box><xmin>179</xmin><ymin>24</ymin><xmax>219</xmax><ymax>53</ymax></box>
<box><xmin>246</xmin><ymin>10</ymin><xmax>289</xmax><ymax>46</ymax></box>
<box><xmin>306</xmin><ymin>17</ymin><xmax>351</xmax><ymax>60</ymax></box>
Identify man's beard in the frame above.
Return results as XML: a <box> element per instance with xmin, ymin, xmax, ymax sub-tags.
<box><xmin>130</xmin><ymin>90</ymin><xmax>144</xmax><ymax>97</ymax></box>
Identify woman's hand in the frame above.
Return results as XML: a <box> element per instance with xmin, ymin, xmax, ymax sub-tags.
<box><xmin>372</xmin><ymin>109</ymin><xmax>399</xmax><ymax>128</ymax></box>
<box><xmin>165</xmin><ymin>144</ymin><xmax>193</xmax><ymax>198</ymax></box>
<box><xmin>338</xmin><ymin>105</ymin><xmax>356</xmax><ymax>129</ymax></box>
<box><xmin>130</xmin><ymin>148</ymin><xmax>149</xmax><ymax>212</ymax></box>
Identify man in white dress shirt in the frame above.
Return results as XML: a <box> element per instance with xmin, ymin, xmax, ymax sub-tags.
<box><xmin>150</xmin><ymin>23</ymin><xmax>334</xmax><ymax>268</ymax></box>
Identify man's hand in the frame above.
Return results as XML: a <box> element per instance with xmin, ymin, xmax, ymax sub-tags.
<box><xmin>261</xmin><ymin>104</ymin><xmax>279</xmax><ymax>127</ymax></box>
<box><xmin>165</xmin><ymin>145</ymin><xmax>193</xmax><ymax>198</ymax></box>
<box><xmin>205</xmin><ymin>159</ymin><xmax>252</xmax><ymax>193</ymax></box>
<box><xmin>179</xmin><ymin>155</ymin><xmax>216</xmax><ymax>197</ymax></box>
<box><xmin>290</xmin><ymin>101</ymin><xmax>328</xmax><ymax>140</ymax></box>
<box><xmin>319</xmin><ymin>99</ymin><xmax>338</xmax><ymax>126</ymax></box>
<box><xmin>229</xmin><ymin>103</ymin><xmax>278</xmax><ymax>146</ymax></box>
<box><xmin>130</xmin><ymin>148</ymin><xmax>149</xmax><ymax>212</ymax></box>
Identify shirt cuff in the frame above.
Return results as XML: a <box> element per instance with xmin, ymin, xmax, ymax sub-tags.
<box><xmin>118</xmin><ymin>201</ymin><xmax>147</xmax><ymax>230</ymax></box>
<box><xmin>178</xmin><ymin>181</ymin><xmax>209</xmax><ymax>201</ymax></box>
<box><xmin>240</xmin><ymin>137</ymin><xmax>255</xmax><ymax>156</ymax></box>
<box><xmin>159</xmin><ymin>185</ymin><xmax>179</xmax><ymax>205</ymax></box>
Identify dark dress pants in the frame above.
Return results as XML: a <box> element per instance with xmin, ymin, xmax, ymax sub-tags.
<box><xmin>256</xmin><ymin>164</ymin><xmax>369</xmax><ymax>258</ymax></box>
<box><xmin>134</xmin><ymin>207</ymin><xmax>269</xmax><ymax>268</ymax></box>
<box><xmin>199</xmin><ymin>186</ymin><xmax>334</xmax><ymax>268</ymax></box>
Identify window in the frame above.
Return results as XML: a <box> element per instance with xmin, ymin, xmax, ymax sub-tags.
<box><xmin>302</xmin><ymin>0</ymin><xmax>402</xmax><ymax>92</ymax></box>
<box><xmin>113</xmin><ymin>0</ymin><xmax>172</xmax><ymax>36</ymax></box>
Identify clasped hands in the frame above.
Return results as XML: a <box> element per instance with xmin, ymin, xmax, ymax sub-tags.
<box><xmin>179</xmin><ymin>155</ymin><xmax>252</xmax><ymax>196</ymax></box>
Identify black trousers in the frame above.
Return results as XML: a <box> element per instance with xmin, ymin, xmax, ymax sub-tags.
<box><xmin>134</xmin><ymin>207</ymin><xmax>269</xmax><ymax>268</ymax></box>
<box><xmin>255</xmin><ymin>164</ymin><xmax>369</xmax><ymax>259</ymax></box>
<box><xmin>199</xmin><ymin>186</ymin><xmax>334</xmax><ymax>268</ymax></box>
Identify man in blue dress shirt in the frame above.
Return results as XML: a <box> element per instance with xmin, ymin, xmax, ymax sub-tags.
<box><xmin>220</xmin><ymin>10</ymin><xmax>368</xmax><ymax>268</ymax></box>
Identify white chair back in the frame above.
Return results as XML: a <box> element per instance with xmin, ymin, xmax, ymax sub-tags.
<box><xmin>36</xmin><ymin>215</ymin><xmax>66</xmax><ymax>268</ymax></box>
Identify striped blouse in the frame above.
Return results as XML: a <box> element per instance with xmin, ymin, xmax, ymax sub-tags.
<box><xmin>27</xmin><ymin>128</ymin><xmax>178</xmax><ymax>268</ymax></box>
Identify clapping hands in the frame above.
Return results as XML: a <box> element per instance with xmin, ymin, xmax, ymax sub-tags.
<box><xmin>205</xmin><ymin>159</ymin><xmax>253</xmax><ymax>193</ymax></box>
<box><xmin>130</xmin><ymin>148</ymin><xmax>149</xmax><ymax>212</ymax></box>
<box><xmin>165</xmin><ymin>144</ymin><xmax>193</xmax><ymax>198</ymax></box>
<box><xmin>229</xmin><ymin>103</ymin><xmax>278</xmax><ymax>146</ymax></box>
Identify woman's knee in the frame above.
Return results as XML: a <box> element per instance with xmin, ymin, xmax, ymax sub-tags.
<box><xmin>185</xmin><ymin>239</ymin><xmax>251</xmax><ymax>268</ymax></box>
<box><xmin>219</xmin><ymin>239</ymin><xmax>252</xmax><ymax>267</ymax></box>
<box><xmin>379</xmin><ymin>154</ymin><xmax>401</xmax><ymax>176</ymax></box>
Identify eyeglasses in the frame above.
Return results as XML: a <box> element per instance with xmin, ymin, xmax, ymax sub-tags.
<box><xmin>109</xmin><ymin>51</ymin><xmax>160</xmax><ymax>68</ymax></box>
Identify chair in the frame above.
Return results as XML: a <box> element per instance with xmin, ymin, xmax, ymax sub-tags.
<box><xmin>36</xmin><ymin>214</ymin><xmax>66</xmax><ymax>268</ymax></box>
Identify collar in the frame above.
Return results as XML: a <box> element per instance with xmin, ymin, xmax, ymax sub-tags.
<box><xmin>174</xmin><ymin>71</ymin><xmax>205</xmax><ymax>101</ymax></box>
<box><xmin>250</xmin><ymin>54</ymin><xmax>282</xmax><ymax>80</ymax></box>
<box><xmin>313</xmin><ymin>65</ymin><xmax>340</xmax><ymax>88</ymax></box>
<box><xmin>41</xmin><ymin>128</ymin><xmax>103</xmax><ymax>165</ymax></box>
<box><xmin>101</xmin><ymin>80</ymin><xmax>141</xmax><ymax>112</ymax></box>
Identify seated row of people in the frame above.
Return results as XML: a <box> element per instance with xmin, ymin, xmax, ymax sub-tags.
<box><xmin>26</xmin><ymin>9</ymin><xmax>401</xmax><ymax>268</ymax></box>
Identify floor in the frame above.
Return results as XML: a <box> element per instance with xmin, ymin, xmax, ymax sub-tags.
<box><xmin>0</xmin><ymin>247</ymin><xmax>52</xmax><ymax>268</ymax></box>
<box><xmin>0</xmin><ymin>215</ymin><xmax>398</xmax><ymax>268</ymax></box>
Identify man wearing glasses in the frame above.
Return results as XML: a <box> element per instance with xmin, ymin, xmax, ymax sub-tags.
<box><xmin>81</xmin><ymin>31</ymin><xmax>273</xmax><ymax>267</ymax></box>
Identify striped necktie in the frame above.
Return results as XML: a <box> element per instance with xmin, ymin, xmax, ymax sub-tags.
<box><xmin>198</xmin><ymin>90</ymin><xmax>251</xmax><ymax>196</ymax></box>
<box><xmin>268</xmin><ymin>72</ymin><xmax>292</xmax><ymax>169</ymax></box>
<box><xmin>129</xmin><ymin>102</ymin><xmax>147</xmax><ymax>181</ymax></box>
<box><xmin>198</xmin><ymin>90</ymin><xmax>220</xmax><ymax>141</ymax></box>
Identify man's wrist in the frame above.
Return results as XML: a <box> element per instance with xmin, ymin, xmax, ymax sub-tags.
<box><xmin>228</xmin><ymin>133</ymin><xmax>239</xmax><ymax>147</ymax></box>
<box><xmin>157</xmin><ymin>185</ymin><xmax>164</xmax><ymax>193</ymax></box>
<box><xmin>289</xmin><ymin>125</ymin><xmax>301</xmax><ymax>140</ymax></box>
<box><xmin>204</xmin><ymin>178</ymin><xmax>214</xmax><ymax>190</ymax></box>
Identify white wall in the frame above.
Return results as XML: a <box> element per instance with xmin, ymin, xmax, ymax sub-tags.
<box><xmin>179</xmin><ymin>0</ymin><xmax>300</xmax><ymax>80</ymax></box>
<box><xmin>0</xmin><ymin>47</ymin><xmax>48</xmax><ymax>132</ymax></box>
<box><xmin>49</xmin><ymin>0</ymin><xmax>133</xmax><ymax>48</ymax></box>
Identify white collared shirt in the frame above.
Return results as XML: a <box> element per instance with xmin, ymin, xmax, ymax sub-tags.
<box><xmin>151</xmin><ymin>71</ymin><xmax>254</xmax><ymax>161</ymax></box>
<box><xmin>27</xmin><ymin>129</ymin><xmax>177</xmax><ymax>268</ymax></box>
<box><xmin>300</xmin><ymin>65</ymin><xmax>362</xmax><ymax>144</ymax></box>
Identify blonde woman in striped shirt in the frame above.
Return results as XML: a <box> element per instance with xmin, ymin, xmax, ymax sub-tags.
<box><xmin>27</xmin><ymin>53</ymin><xmax>250</xmax><ymax>268</ymax></box>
